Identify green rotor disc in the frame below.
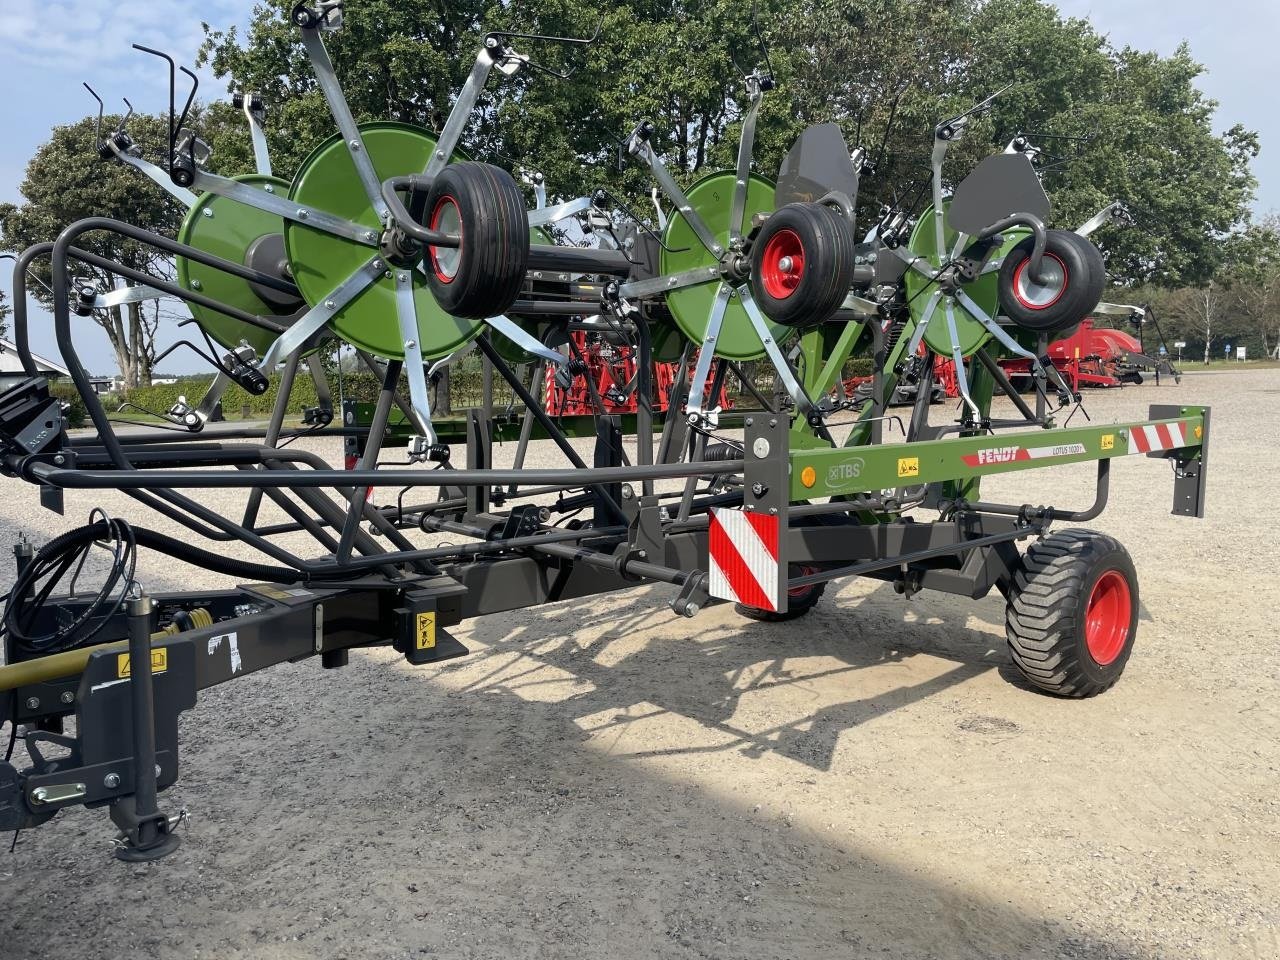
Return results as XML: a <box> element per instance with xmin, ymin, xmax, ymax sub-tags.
<box><xmin>905</xmin><ymin>202</ymin><xmax>1029</xmax><ymax>357</ymax></box>
<box><xmin>286</xmin><ymin>122</ymin><xmax>482</xmax><ymax>361</ymax></box>
<box><xmin>659</xmin><ymin>171</ymin><xmax>785</xmax><ymax>362</ymax></box>
<box><xmin>176</xmin><ymin>174</ymin><xmax>298</xmax><ymax>355</ymax></box>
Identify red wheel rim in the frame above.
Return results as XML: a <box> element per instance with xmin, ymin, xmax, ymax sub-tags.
<box><xmin>788</xmin><ymin>564</ymin><xmax>819</xmax><ymax>598</ymax></box>
<box><xmin>429</xmin><ymin>196</ymin><xmax>463</xmax><ymax>284</ymax></box>
<box><xmin>1084</xmin><ymin>569</ymin><xmax>1131</xmax><ymax>665</ymax></box>
<box><xmin>760</xmin><ymin>228</ymin><xmax>805</xmax><ymax>300</ymax></box>
<box><xmin>1011</xmin><ymin>252</ymin><xmax>1068</xmax><ymax>310</ymax></box>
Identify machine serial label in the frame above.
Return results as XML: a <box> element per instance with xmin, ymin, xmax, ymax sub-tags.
<box><xmin>897</xmin><ymin>457</ymin><xmax>920</xmax><ymax>479</ymax></box>
<box><xmin>415</xmin><ymin>612</ymin><xmax>437</xmax><ymax>650</ymax></box>
<box><xmin>117</xmin><ymin>648</ymin><xmax>168</xmax><ymax>678</ymax></box>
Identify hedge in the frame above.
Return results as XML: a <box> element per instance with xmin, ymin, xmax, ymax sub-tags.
<box><xmin>49</xmin><ymin>382</ymin><xmax>87</xmax><ymax>429</ymax></box>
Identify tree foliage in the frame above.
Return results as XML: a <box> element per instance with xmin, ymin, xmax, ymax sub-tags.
<box><xmin>0</xmin><ymin>113</ymin><xmax>187</xmax><ymax>386</ymax></box>
<box><xmin>1</xmin><ymin>0</ymin><xmax>1263</xmax><ymax>384</ymax></box>
<box><xmin>197</xmin><ymin>0</ymin><xmax>1258</xmax><ymax>292</ymax></box>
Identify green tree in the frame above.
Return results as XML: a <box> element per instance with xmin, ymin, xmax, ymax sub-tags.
<box><xmin>0</xmin><ymin>290</ymin><xmax>9</xmax><ymax>340</ymax></box>
<box><xmin>0</xmin><ymin>113</ymin><xmax>186</xmax><ymax>387</ymax></box>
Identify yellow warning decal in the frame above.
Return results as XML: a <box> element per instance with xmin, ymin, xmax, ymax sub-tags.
<box><xmin>415</xmin><ymin>612</ymin><xmax>437</xmax><ymax>650</ymax></box>
<box><xmin>897</xmin><ymin>456</ymin><xmax>919</xmax><ymax>479</ymax></box>
<box><xmin>1100</xmin><ymin>434</ymin><xmax>1115</xmax><ymax>451</ymax></box>
<box><xmin>1194</xmin><ymin>424</ymin><xmax>1203</xmax><ymax>440</ymax></box>
<box><xmin>118</xmin><ymin>648</ymin><xmax>168</xmax><ymax>678</ymax></box>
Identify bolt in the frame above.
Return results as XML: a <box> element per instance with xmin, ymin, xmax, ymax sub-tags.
<box><xmin>778</xmin><ymin>256</ymin><xmax>793</xmax><ymax>272</ymax></box>
<box><xmin>436</xmin><ymin>150</ymin><xmax>445</xmax><ymax>160</ymax></box>
<box><xmin>364</xmin><ymin>231</ymin><xmax>378</xmax><ymax>242</ymax></box>
<box><xmin>31</xmin><ymin>787</ymin><xmax>48</xmax><ymax>804</ymax></box>
<box><xmin>768</xmin><ymin>507</ymin><xmax>778</xmax><ymax>515</ymax></box>
<box><xmin>60</xmin><ymin>691</ymin><xmax>75</xmax><ymax>705</ymax></box>
<box><xmin>621</xmin><ymin>484</ymin><xmax>634</xmax><ymax>499</ymax></box>
<box><xmin>324</xmin><ymin>299</ymin><xmax>336</xmax><ymax>309</ymax></box>
<box><xmin>768</xmin><ymin>419</ymin><xmax>777</xmax><ymax>428</ymax></box>
<box><xmin>297</xmin><ymin>209</ymin><xmax>309</xmax><ymax>220</ymax></box>
<box><xmin>686</xmin><ymin>603</ymin><xmax>700</xmax><ymax>616</ymax></box>
<box><xmin>404</xmin><ymin>340</ymin><xmax>417</xmax><ymax>350</ymax></box>
<box><xmin>52</xmin><ymin>454</ymin><xmax>66</xmax><ymax>466</ymax></box>
<box><xmin>533</xmin><ymin>272</ymin><xmax>543</xmax><ymax>280</ymax></box>
<box><xmin>24</xmin><ymin>697</ymin><xmax>39</xmax><ymax>711</ymax></box>
<box><xmin>202</xmin><ymin>208</ymin><xmax>214</xmax><ymax>218</ymax></box>
<box><xmin>104</xmin><ymin>773</ymin><xmax>121</xmax><ymax>789</ymax></box>
<box><xmin>746</xmin><ymin>417</ymin><xmax>754</xmax><ymax>426</ymax></box>
<box><xmin>190</xmin><ymin>279</ymin><xmax>202</xmax><ymax>290</ymax></box>
<box><xmin>371</xmin><ymin>260</ymin><xmax>383</xmax><ymax>269</ymax></box>
<box><xmin>397</xmin><ymin>272</ymin><xmax>409</xmax><ymax>282</ymax></box>
<box><xmin>264</xmin><ymin>184</ymin><xmax>275</xmax><ymax>194</ymax></box>
<box><xmin>349</xmin><ymin>139</ymin><xmax>361</xmax><ymax>150</ymax></box>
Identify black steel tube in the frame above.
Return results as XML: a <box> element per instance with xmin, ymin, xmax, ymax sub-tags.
<box><xmin>24</xmin><ymin>458</ymin><xmax>746</xmax><ymax>490</ymax></box>
<box><xmin>48</xmin><ymin>218</ymin><xmax>298</xmax><ymax>468</ymax></box>
<box><xmin>962</xmin><ymin>458</ymin><xmax>1111</xmax><ymax>523</ymax></box>
<box><xmin>975</xmin><ymin>349</ymin><xmax>1038</xmax><ymax>421</ymax></box>
<box><xmin>473</xmin><ymin>335</ymin><xmax>627</xmax><ymax>523</ymax></box>
<box><xmin>788</xmin><ymin>527</ymin><xmax>1034</xmax><ymax>589</ymax></box>
<box><xmin>125</xmin><ymin>595</ymin><xmax>161</xmax><ymax>818</ymax></box>
<box><xmin>526</xmin><ymin>244</ymin><xmax>632</xmax><ymax>276</ymax></box>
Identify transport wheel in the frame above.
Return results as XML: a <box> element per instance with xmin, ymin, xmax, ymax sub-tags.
<box><xmin>749</xmin><ymin>202</ymin><xmax>857</xmax><ymax>327</ymax></box>
<box><xmin>735</xmin><ymin>513</ymin><xmax>847</xmax><ymax>622</ymax></box>
<box><xmin>423</xmin><ymin>162</ymin><xmax>530</xmax><ymax>319</ymax></box>
<box><xmin>998</xmin><ymin>230</ymin><xmax>1105</xmax><ymax>334</ymax></box>
<box><xmin>1005</xmin><ymin>529</ymin><xmax>1139</xmax><ymax>697</ymax></box>
<box><xmin>735</xmin><ymin>564</ymin><xmax>827</xmax><ymax>622</ymax></box>
<box><xmin>286</xmin><ymin>121</ymin><xmax>484</xmax><ymax>360</ymax></box>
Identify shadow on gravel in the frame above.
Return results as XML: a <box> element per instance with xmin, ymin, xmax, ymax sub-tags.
<box><xmin>454</xmin><ymin>580</ymin><xmax>1001</xmax><ymax>772</ymax></box>
<box><xmin>1</xmin><ymin>581</ymin><xmax>1147</xmax><ymax>960</ymax></box>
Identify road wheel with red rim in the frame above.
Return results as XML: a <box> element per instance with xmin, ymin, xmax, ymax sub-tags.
<box><xmin>735</xmin><ymin>512</ymin><xmax>855</xmax><ymax>622</ymax></box>
<box><xmin>422</xmin><ymin>161</ymin><xmax>529</xmax><ymax>319</ymax></box>
<box><xmin>1005</xmin><ymin>528</ymin><xmax>1139</xmax><ymax>697</ymax></box>
<box><xmin>749</xmin><ymin>202</ymin><xmax>856</xmax><ymax>327</ymax></box>
<box><xmin>997</xmin><ymin>229</ymin><xmax>1105</xmax><ymax>334</ymax></box>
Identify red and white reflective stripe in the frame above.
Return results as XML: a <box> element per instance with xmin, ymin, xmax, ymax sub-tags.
<box><xmin>708</xmin><ymin>508</ymin><xmax>780</xmax><ymax>611</ymax></box>
<box><xmin>1129</xmin><ymin>421</ymin><xmax>1189</xmax><ymax>455</ymax></box>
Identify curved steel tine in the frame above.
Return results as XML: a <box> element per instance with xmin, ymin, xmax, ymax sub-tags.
<box><xmin>132</xmin><ymin>44</ymin><xmax>177</xmax><ymax>150</ymax></box>
<box><xmin>118</xmin><ymin>98</ymin><xmax>134</xmax><ymax>136</ymax></box>
<box><xmin>83</xmin><ymin>83</ymin><xmax>105</xmax><ymax>146</ymax></box>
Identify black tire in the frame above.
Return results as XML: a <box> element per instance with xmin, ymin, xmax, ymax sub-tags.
<box><xmin>1005</xmin><ymin>529</ymin><xmax>1139</xmax><ymax>697</ymax></box>
<box><xmin>997</xmin><ymin>229</ymin><xmax>1105</xmax><ymax>334</ymax></box>
<box><xmin>735</xmin><ymin>513</ymin><xmax>849</xmax><ymax>622</ymax></box>
<box><xmin>423</xmin><ymin>162</ymin><xmax>529</xmax><ymax>319</ymax></box>
<box><xmin>749</xmin><ymin>202</ymin><xmax>856</xmax><ymax>327</ymax></box>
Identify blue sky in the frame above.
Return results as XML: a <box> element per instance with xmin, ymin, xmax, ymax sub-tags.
<box><xmin>1</xmin><ymin>0</ymin><xmax>1275</xmax><ymax>375</ymax></box>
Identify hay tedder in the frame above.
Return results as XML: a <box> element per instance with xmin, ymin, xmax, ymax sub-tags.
<box><xmin>0</xmin><ymin>3</ymin><xmax>1209</xmax><ymax>862</ymax></box>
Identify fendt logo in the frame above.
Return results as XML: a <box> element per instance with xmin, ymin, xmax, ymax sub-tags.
<box><xmin>971</xmin><ymin>446</ymin><xmax>1023</xmax><ymax>465</ymax></box>
<box><xmin>827</xmin><ymin>458</ymin><xmax>865</xmax><ymax>487</ymax></box>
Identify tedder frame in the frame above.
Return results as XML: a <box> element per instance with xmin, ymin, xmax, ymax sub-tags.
<box><xmin>0</xmin><ymin>1</ymin><xmax>1210</xmax><ymax>863</ymax></box>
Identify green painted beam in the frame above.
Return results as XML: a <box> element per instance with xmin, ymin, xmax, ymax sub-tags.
<box><xmin>791</xmin><ymin>409</ymin><xmax>1207</xmax><ymax>501</ymax></box>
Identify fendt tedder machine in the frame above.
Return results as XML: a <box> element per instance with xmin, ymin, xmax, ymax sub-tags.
<box><xmin>0</xmin><ymin>3</ymin><xmax>1209</xmax><ymax>862</ymax></box>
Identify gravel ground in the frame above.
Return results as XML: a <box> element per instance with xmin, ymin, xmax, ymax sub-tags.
<box><xmin>0</xmin><ymin>368</ymin><xmax>1276</xmax><ymax>960</ymax></box>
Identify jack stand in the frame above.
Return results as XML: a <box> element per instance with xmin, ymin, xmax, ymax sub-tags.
<box><xmin>110</xmin><ymin>594</ymin><xmax>182</xmax><ymax>862</ymax></box>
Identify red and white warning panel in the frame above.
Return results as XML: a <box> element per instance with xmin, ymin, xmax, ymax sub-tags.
<box><xmin>1128</xmin><ymin>421</ymin><xmax>1191</xmax><ymax>455</ymax></box>
<box><xmin>708</xmin><ymin>508</ymin><xmax>781</xmax><ymax>612</ymax></box>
